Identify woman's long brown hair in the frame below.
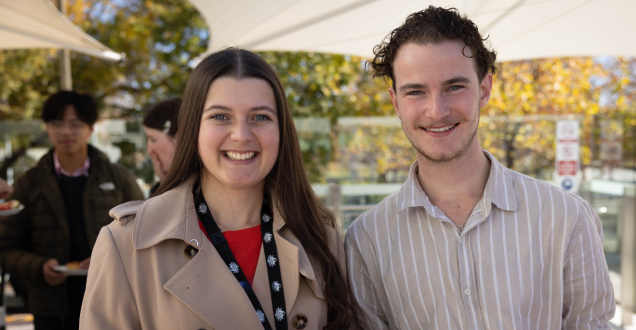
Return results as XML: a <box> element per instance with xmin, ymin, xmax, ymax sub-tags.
<box><xmin>155</xmin><ymin>48</ymin><xmax>361</xmax><ymax>329</ymax></box>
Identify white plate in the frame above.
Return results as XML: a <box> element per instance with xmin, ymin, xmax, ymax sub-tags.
<box><xmin>52</xmin><ymin>265</ymin><xmax>88</xmax><ymax>276</ymax></box>
<box><xmin>0</xmin><ymin>204</ymin><xmax>24</xmax><ymax>216</ymax></box>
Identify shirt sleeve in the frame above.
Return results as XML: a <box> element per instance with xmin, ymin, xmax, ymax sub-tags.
<box><xmin>80</xmin><ymin>226</ymin><xmax>141</xmax><ymax>330</ymax></box>
<box><xmin>345</xmin><ymin>225</ymin><xmax>390</xmax><ymax>330</ymax></box>
<box><xmin>561</xmin><ymin>200</ymin><xmax>615</xmax><ymax>329</ymax></box>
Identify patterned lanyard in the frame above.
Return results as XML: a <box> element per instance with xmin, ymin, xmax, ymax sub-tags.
<box><xmin>193</xmin><ymin>186</ymin><xmax>288</xmax><ymax>330</ymax></box>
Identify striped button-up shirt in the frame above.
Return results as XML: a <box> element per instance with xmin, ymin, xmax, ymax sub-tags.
<box><xmin>345</xmin><ymin>150</ymin><xmax>615</xmax><ymax>330</ymax></box>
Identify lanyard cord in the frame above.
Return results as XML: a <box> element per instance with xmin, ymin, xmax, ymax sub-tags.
<box><xmin>193</xmin><ymin>185</ymin><xmax>288</xmax><ymax>330</ymax></box>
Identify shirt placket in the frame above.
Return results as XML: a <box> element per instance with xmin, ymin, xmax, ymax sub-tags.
<box><xmin>457</xmin><ymin>218</ymin><xmax>486</xmax><ymax>330</ymax></box>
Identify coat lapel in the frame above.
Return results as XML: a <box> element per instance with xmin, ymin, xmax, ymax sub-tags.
<box><xmin>132</xmin><ymin>179</ymin><xmax>323</xmax><ymax>329</ymax></box>
<box><xmin>164</xmin><ymin>237</ymin><xmax>264</xmax><ymax>330</ymax></box>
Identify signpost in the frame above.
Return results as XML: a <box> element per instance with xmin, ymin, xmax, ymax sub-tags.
<box><xmin>556</xmin><ymin>120</ymin><xmax>580</xmax><ymax>192</ymax></box>
<box><xmin>600</xmin><ymin>120</ymin><xmax>623</xmax><ymax>170</ymax></box>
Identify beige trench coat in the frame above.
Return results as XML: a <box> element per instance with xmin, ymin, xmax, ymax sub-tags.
<box><xmin>79</xmin><ymin>180</ymin><xmax>344</xmax><ymax>330</ymax></box>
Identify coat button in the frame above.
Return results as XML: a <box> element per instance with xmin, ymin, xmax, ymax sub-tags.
<box><xmin>292</xmin><ymin>313</ymin><xmax>308</xmax><ymax>329</ymax></box>
<box><xmin>184</xmin><ymin>245</ymin><xmax>199</xmax><ymax>259</ymax></box>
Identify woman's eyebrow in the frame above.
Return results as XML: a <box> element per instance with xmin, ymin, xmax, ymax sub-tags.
<box><xmin>251</xmin><ymin>106</ymin><xmax>276</xmax><ymax>115</ymax></box>
<box><xmin>202</xmin><ymin>104</ymin><xmax>231</xmax><ymax>113</ymax></box>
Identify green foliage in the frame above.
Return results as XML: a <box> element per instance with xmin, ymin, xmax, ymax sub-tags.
<box><xmin>0</xmin><ymin>0</ymin><xmax>208</xmax><ymax>121</ymax></box>
<box><xmin>259</xmin><ymin>52</ymin><xmax>393</xmax><ymax>121</ymax></box>
<box><xmin>259</xmin><ymin>51</ymin><xmax>395</xmax><ymax>182</ymax></box>
<box><xmin>482</xmin><ymin>57</ymin><xmax>636</xmax><ymax>178</ymax></box>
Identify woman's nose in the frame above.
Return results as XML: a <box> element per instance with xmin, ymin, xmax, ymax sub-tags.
<box><xmin>230</xmin><ymin>120</ymin><xmax>254</xmax><ymax>143</ymax></box>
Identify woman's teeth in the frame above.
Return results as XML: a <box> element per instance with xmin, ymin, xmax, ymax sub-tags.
<box><xmin>425</xmin><ymin>124</ymin><xmax>457</xmax><ymax>132</ymax></box>
<box><xmin>225</xmin><ymin>151</ymin><xmax>256</xmax><ymax>160</ymax></box>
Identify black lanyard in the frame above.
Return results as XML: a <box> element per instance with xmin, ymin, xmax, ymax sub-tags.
<box><xmin>193</xmin><ymin>185</ymin><xmax>288</xmax><ymax>330</ymax></box>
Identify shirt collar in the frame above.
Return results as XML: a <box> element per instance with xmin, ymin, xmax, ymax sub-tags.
<box><xmin>396</xmin><ymin>149</ymin><xmax>517</xmax><ymax>217</ymax></box>
<box><xmin>53</xmin><ymin>152</ymin><xmax>90</xmax><ymax>178</ymax></box>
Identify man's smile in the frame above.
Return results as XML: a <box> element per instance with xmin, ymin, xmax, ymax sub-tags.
<box><xmin>422</xmin><ymin>123</ymin><xmax>458</xmax><ymax>132</ymax></box>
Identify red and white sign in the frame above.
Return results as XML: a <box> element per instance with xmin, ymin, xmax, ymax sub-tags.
<box><xmin>555</xmin><ymin>120</ymin><xmax>579</xmax><ymax>192</ymax></box>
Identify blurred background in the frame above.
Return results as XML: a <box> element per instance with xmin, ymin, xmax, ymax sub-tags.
<box><xmin>1</xmin><ymin>0</ymin><xmax>635</xmax><ymax>328</ymax></box>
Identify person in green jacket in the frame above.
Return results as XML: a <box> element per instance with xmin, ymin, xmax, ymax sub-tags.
<box><xmin>0</xmin><ymin>91</ymin><xmax>144</xmax><ymax>330</ymax></box>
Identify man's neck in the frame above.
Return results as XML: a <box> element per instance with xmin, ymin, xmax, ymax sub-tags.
<box><xmin>200</xmin><ymin>174</ymin><xmax>265</xmax><ymax>232</ymax></box>
<box><xmin>55</xmin><ymin>146</ymin><xmax>89</xmax><ymax>174</ymax></box>
<box><xmin>416</xmin><ymin>144</ymin><xmax>491</xmax><ymax>226</ymax></box>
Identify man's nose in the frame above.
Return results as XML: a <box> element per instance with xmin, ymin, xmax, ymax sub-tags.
<box><xmin>426</xmin><ymin>93</ymin><xmax>450</xmax><ymax>120</ymax></box>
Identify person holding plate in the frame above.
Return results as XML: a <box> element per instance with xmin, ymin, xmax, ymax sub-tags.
<box><xmin>0</xmin><ymin>91</ymin><xmax>144</xmax><ymax>330</ymax></box>
<box><xmin>80</xmin><ymin>48</ymin><xmax>362</xmax><ymax>330</ymax></box>
<box><xmin>0</xmin><ymin>178</ymin><xmax>12</xmax><ymax>200</ymax></box>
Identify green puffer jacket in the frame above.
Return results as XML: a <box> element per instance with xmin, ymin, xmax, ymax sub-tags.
<box><xmin>0</xmin><ymin>145</ymin><xmax>144</xmax><ymax>317</ymax></box>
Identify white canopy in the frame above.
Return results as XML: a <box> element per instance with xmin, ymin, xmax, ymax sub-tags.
<box><xmin>0</xmin><ymin>0</ymin><xmax>122</xmax><ymax>61</ymax></box>
<box><xmin>189</xmin><ymin>0</ymin><xmax>636</xmax><ymax>62</ymax></box>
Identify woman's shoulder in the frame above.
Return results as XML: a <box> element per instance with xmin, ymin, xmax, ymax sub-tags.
<box><xmin>109</xmin><ymin>200</ymin><xmax>145</xmax><ymax>226</ymax></box>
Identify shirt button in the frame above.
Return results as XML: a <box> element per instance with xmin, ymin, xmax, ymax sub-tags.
<box><xmin>464</xmin><ymin>288</ymin><xmax>472</xmax><ymax>296</ymax></box>
<box><xmin>459</xmin><ymin>237</ymin><xmax>465</xmax><ymax>244</ymax></box>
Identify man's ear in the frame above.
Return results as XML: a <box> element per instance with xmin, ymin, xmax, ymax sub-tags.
<box><xmin>479</xmin><ymin>73</ymin><xmax>493</xmax><ymax>109</ymax></box>
<box><xmin>389</xmin><ymin>87</ymin><xmax>401</xmax><ymax>119</ymax></box>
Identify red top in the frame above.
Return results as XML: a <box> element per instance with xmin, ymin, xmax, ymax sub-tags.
<box><xmin>199</xmin><ymin>221</ymin><xmax>262</xmax><ymax>286</ymax></box>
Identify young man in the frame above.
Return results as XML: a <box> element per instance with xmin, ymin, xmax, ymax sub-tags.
<box><xmin>345</xmin><ymin>6</ymin><xmax>615</xmax><ymax>329</ymax></box>
<box><xmin>0</xmin><ymin>91</ymin><xmax>144</xmax><ymax>329</ymax></box>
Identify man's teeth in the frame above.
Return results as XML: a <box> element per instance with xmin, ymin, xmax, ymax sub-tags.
<box><xmin>425</xmin><ymin>124</ymin><xmax>457</xmax><ymax>132</ymax></box>
<box><xmin>225</xmin><ymin>151</ymin><xmax>256</xmax><ymax>160</ymax></box>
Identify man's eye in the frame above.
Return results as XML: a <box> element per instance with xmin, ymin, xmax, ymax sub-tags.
<box><xmin>449</xmin><ymin>85</ymin><xmax>463</xmax><ymax>91</ymax></box>
<box><xmin>408</xmin><ymin>90</ymin><xmax>422</xmax><ymax>95</ymax></box>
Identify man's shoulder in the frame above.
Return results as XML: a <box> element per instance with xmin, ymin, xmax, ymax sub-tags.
<box><xmin>93</xmin><ymin>156</ymin><xmax>136</xmax><ymax>182</ymax></box>
<box><xmin>505</xmin><ymin>167</ymin><xmax>591</xmax><ymax>215</ymax></box>
<box><xmin>12</xmin><ymin>159</ymin><xmax>53</xmax><ymax>189</ymax></box>
<box><xmin>347</xmin><ymin>189</ymin><xmax>400</xmax><ymax>238</ymax></box>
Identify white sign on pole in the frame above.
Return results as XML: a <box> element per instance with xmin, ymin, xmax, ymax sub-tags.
<box><xmin>555</xmin><ymin>120</ymin><xmax>580</xmax><ymax>192</ymax></box>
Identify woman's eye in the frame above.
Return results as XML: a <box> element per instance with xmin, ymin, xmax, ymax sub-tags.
<box><xmin>211</xmin><ymin>114</ymin><xmax>227</xmax><ymax>120</ymax></box>
<box><xmin>254</xmin><ymin>114</ymin><xmax>270</xmax><ymax>121</ymax></box>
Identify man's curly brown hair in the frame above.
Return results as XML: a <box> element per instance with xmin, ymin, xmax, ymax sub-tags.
<box><xmin>370</xmin><ymin>6</ymin><xmax>497</xmax><ymax>88</ymax></box>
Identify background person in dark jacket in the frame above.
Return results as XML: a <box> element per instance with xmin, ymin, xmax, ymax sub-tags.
<box><xmin>142</xmin><ymin>98</ymin><xmax>180</xmax><ymax>196</ymax></box>
<box><xmin>0</xmin><ymin>91</ymin><xmax>144</xmax><ymax>330</ymax></box>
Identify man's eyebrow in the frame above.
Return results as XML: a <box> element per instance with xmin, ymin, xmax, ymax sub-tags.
<box><xmin>443</xmin><ymin>76</ymin><xmax>471</xmax><ymax>86</ymax></box>
<box><xmin>399</xmin><ymin>83</ymin><xmax>427</xmax><ymax>93</ymax></box>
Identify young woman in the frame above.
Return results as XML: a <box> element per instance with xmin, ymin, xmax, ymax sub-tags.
<box><xmin>142</xmin><ymin>98</ymin><xmax>181</xmax><ymax>195</ymax></box>
<box><xmin>80</xmin><ymin>48</ymin><xmax>361</xmax><ymax>329</ymax></box>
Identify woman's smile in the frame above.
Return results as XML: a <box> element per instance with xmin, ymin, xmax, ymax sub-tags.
<box><xmin>222</xmin><ymin>150</ymin><xmax>259</xmax><ymax>162</ymax></box>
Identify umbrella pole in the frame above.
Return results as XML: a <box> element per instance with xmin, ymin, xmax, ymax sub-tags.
<box><xmin>57</xmin><ymin>0</ymin><xmax>72</xmax><ymax>91</ymax></box>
